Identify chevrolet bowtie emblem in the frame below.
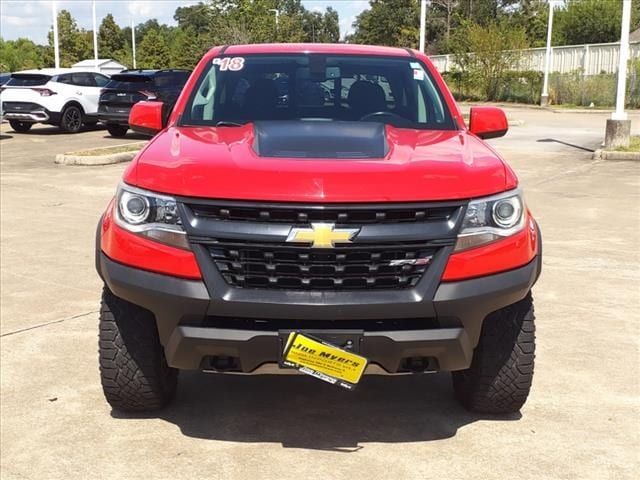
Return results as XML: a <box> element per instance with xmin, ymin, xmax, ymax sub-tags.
<box><xmin>286</xmin><ymin>223</ymin><xmax>360</xmax><ymax>248</ymax></box>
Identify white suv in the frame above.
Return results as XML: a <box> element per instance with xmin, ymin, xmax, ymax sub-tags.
<box><xmin>0</xmin><ymin>68</ymin><xmax>110</xmax><ymax>133</ymax></box>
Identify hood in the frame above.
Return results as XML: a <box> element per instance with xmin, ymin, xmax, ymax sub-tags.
<box><xmin>125</xmin><ymin>122</ymin><xmax>515</xmax><ymax>203</ymax></box>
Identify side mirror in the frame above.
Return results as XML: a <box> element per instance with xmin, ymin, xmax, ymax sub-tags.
<box><xmin>128</xmin><ymin>101</ymin><xmax>166</xmax><ymax>136</ymax></box>
<box><xmin>469</xmin><ymin>106</ymin><xmax>508</xmax><ymax>139</ymax></box>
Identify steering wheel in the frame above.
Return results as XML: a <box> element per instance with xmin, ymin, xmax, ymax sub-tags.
<box><xmin>359</xmin><ymin>111</ymin><xmax>407</xmax><ymax>123</ymax></box>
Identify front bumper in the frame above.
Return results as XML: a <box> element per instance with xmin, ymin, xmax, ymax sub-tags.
<box><xmin>97</xmin><ymin>248</ymin><xmax>541</xmax><ymax>373</ymax></box>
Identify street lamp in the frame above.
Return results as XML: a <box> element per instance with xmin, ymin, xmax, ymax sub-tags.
<box><xmin>131</xmin><ymin>19</ymin><xmax>137</xmax><ymax>69</ymax></box>
<box><xmin>92</xmin><ymin>0</ymin><xmax>99</xmax><ymax>68</ymax></box>
<box><xmin>605</xmin><ymin>0</ymin><xmax>633</xmax><ymax>149</ymax></box>
<box><xmin>51</xmin><ymin>1</ymin><xmax>60</xmax><ymax>68</ymax></box>
<box><xmin>419</xmin><ymin>0</ymin><xmax>426</xmax><ymax>53</ymax></box>
<box><xmin>540</xmin><ymin>0</ymin><xmax>558</xmax><ymax>107</ymax></box>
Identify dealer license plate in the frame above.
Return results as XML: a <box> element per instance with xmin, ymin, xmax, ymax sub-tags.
<box><xmin>282</xmin><ymin>332</ymin><xmax>368</xmax><ymax>390</ymax></box>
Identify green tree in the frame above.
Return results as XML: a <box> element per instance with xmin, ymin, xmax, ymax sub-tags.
<box><xmin>0</xmin><ymin>38</ymin><xmax>46</xmax><ymax>71</ymax></box>
<box><xmin>512</xmin><ymin>0</ymin><xmax>548</xmax><ymax>48</ymax></box>
<box><xmin>302</xmin><ymin>7</ymin><xmax>339</xmax><ymax>43</ymax></box>
<box><xmin>554</xmin><ymin>0</ymin><xmax>640</xmax><ymax>45</ymax></box>
<box><xmin>349</xmin><ymin>0</ymin><xmax>419</xmax><ymax>49</ymax></box>
<box><xmin>138</xmin><ymin>29</ymin><xmax>170</xmax><ymax>68</ymax></box>
<box><xmin>45</xmin><ymin>10</ymin><xmax>92</xmax><ymax>67</ymax></box>
<box><xmin>451</xmin><ymin>20</ymin><xmax>529</xmax><ymax>100</ymax></box>
<box><xmin>98</xmin><ymin>14</ymin><xmax>125</xmax><ymax>60</ymax></box>
<box><xmin>174</xmin><ymin>2</ymin><xmax>212</xmax><ymax>35</ymax></box>
<box><xmin>170</xmin><ymin>26</ymin><xmax>209</xmax><ymax>69</ymax></box>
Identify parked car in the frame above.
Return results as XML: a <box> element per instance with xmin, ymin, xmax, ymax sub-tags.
<box><xmin>96</xmin><ymin>44</ymin><xmax>541</xmax><ymax>414</ymax></box>
<box><xmin>0</xmin><ymin>73</ymin><xmax>11</xmax><ymax>87</ymax></box>
<box><xmin>98</xmin><ymin>69</ymin><xmax>191</xmax><ymax>137</ymax></box>
<box><xmin>0</xmin><ymin>68</ymin><xmax>109</xmax><ymax>133</ymax></box>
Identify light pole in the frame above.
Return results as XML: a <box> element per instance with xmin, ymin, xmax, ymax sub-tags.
<box><xmin>540</xmin><ymin>0</ymin><xmax>556</xmax><ymax>106</ymax></box>
<box><xmin>419</xmin><ymin>0</ymin><xmax>426</xmax><ymax>53</ymax></box>
<box><xmin>269</xmin><ymin>8</ymin><xmax>279</xmax><ymax>35</ymax></box>
<box><xmin>605</xmin><ymin>0</ymin><xmax>632</xmax><ymax>149</ymax></box>
<box><xmin>131</xmin><ymin>19</ymin><xmax>137</xmax><ymax>69</ymax></box>
<box><xmin>51</xmin><ymin>1</ymin><xmax>60</xmax><ymax>68</ymax></box>
<box><xmin>92</xmin><ymin>0</ymin><xmax>99</xmax><ymax>67</ymax></box>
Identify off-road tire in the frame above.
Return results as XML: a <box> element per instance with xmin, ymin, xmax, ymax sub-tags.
<box><xmin>452</xmin><ymin>294</ymin><xmax>535</xmax><ymax>414</ymax></box>
<box><xmin>59</xmin><ymin>105</ymin><xmax>83</xmax><ymax>133</ymax></box>
<box><xmin>106</xmin><ymin>124</ymin><xmax>129</xmax><ymax>137</ymax></box>
<box><xmin>99</xmin><ymin>288</ymin><xmax>177</xmax><ymax>412</ymax></box>
<box><xmin>9</xmin><ymin>120</ymin><xmax>33</xmax><ymax>132</ymax></box>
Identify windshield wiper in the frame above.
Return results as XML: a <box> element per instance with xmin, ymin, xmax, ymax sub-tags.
<box><xmin>215</xmin><ymin>121</ymin><xmax>245</xmax><ymax>127</ymax></box>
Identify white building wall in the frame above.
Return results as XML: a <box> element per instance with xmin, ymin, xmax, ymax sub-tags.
<box><xmin>430</xmin><ymin>41</ymin><xmax>640</xmax><ymax>76</ymax></box>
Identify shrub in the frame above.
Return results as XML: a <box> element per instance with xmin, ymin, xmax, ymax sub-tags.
<box><xmin>450</xmin><ymin>20</ymin><xmax>529</xmax><ymax>101</ymax></box>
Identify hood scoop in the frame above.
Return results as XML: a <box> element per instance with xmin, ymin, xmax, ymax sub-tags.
<box><xmin>253</xmin><ymin>120</ymin><xmax>388</xmax><ymax>159</ymax></box>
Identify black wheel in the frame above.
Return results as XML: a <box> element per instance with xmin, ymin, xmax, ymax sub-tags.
<box><xmin>452</xmin><ymin>294</ymin><xmax>535</xmax><ymax>414</ymax></box>
<box><xmin>9</xmin><ymin>120</ymin><xmax>33</xmax><ymax>132</ymax></box>
<box><xmin>59</xmin><ymin>105</ymin><xmax>83</xmax><ymax>133</ymax></box>
<box><xmin>99</xmin><ymin>287</ymin><xmax>177</xmax><ymax>412</ymax></box>
<box><xmin>106</xmin><ymin>124</ymin><xmax>129</xmax><ymax>137</ymax></box>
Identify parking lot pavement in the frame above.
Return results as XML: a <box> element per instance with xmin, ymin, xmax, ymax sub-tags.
<box><xmin>1</xmin><ymin>110</ymin><xmax>639</xmax><ymax>480</ymax></box>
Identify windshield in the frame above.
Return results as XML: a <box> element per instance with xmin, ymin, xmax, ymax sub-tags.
<box><xmin>7</xmin><ymin>74</ymin><xmax>52</xmax><ymax>87</ymax></box>
<box><xmin>181</xmin><ymin>54</ymin><xmax>455</xmax><ymax>130</ymax></box>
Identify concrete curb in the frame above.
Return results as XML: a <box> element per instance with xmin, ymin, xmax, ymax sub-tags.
<box><xmin>54</xmin><ymin>142</ymin><xmax>145</xmax><ymax>166</ymax></box>
<box><xmin>592</xmin><ymin>149</ymin><xmax>640</xmax><ymax>161</ymax></box>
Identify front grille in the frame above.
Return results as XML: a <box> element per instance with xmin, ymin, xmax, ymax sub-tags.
<box><xmin>205</xmin><ymin>240</ymin><xmax>436</xmax><ymax>290</ymax></box>
<box><xmin>2</xmin><ymin>102</ymin><xmax>42</xmax><ymax>112</ymax></box>
<box><xmin>184</xmin><ymin>200</ymin><xmax>463</xmax><ymax>292</ymax></box>
<box><xmin>190</xmin><ymin>202</ymin><xmax>458</xmax><ymax>225</ymax></box>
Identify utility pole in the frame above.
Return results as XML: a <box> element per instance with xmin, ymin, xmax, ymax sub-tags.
<box><xmin>51</xmin><ymin>1</ymin><xmax>60</xmax><ymax>68</ymax></box>
<box><xmin>131</xmin><ymin>19</ymin><xmax>137</xmax><ymax>69</ymax></box>
<box><xmin>269</xmin><ymin>9</ymin><xmax>279</xmax><ymax>29</ymax></box>
<box><xmin>540</xmin><ymin>1</ymin><xmax>556</xmax><ymax>106</ymax></box>
<box><xmin>92</xmin><ymin>0</ymin><xmax>99</xmax><ymax>68</ymax></box>
<box><xmin>419</xmin><ymin>0</ymin><xmax>426</xmax><ymax>53</ymax></box>
<box><xmin>605</xmin><ymin>0</ymin><xmax>632</xmax><ymax>149</ymax></box>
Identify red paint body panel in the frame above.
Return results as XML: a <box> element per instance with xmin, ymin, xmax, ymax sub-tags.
<box><xmin>107</xmin><ymin>43</ymin><xmax>535</xmax><ymax>282</ymax></box>
<box><xmin>128</xmin><ymin>101</ymin><xmax>164</xmax><ymax>134</ymax></box>
<box><xmin>100</xmin><ymin>200</ymin><xmax>202</xmax><ymax>280</ymax></box>
<box><xmin>469</xmin><ymin>106</ymin><xmax>509</xmax><ymax>139</ymax></box>
<box><xmin>124</xmin><ymin>125</ymin><xmax>509</xmax><ymax>202</ymax></box>
<box><xmin>224</xmin><ymin>43</ymin><xmax>412</xmax><ymax>57</ymax></box>
<box><xmin>442</xmin><ymin>214</ymin><xmax>539</xmax><ymax>281</ymax></box>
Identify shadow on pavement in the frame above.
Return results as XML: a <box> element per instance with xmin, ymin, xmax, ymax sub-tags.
<box><xmin>537</xmin><ymin>138</ymin><xmax>595</xmax><ymax>152</ymax></box>
<box><xmin>0</xmin><ymin>134</ymin><xmax>13</xmax><ymax>140</ymax></box>
<box><xmin>102</xmin><ymin>132</ymin><xmax>150</xmax><ymax>141</ymax></box>
<box><xmin>6</xmin><ymin>124</ymin><xmax>106</xmax><ymax>136</ymax></box>
<box><xmin>111</xmin><ymin>372</ymin><xmax>521</xmax><ymax>450</ymax></box>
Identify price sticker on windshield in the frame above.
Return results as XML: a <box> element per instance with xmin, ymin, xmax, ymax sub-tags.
<box><xmin>212</xmin><ymin>57</ymin><xmax>245</xmax><ymax>71</ymax></box>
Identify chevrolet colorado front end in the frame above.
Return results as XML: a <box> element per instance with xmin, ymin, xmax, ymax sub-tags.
<box><xmin>96</xmin><ymin>44</ymin><xmax>541</xmax><ymax>414</ymax></box>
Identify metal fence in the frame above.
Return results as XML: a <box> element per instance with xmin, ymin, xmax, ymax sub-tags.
<box><xmin>430</xmin><ymin>41</ymin><xmax>640</xmax><ymax>75</ymax></box>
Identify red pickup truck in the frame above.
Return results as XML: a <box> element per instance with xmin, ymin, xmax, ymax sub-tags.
<box><xmin>96</xmin><ymin>43</ymin><xmax>540</xmax><ymax>414</ymax></box>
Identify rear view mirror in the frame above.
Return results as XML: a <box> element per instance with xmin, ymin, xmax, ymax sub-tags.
<box><xmin>469</xmin><ymin>106</ymin><xmax>508</xmax><ymax>139</ymax></box>
<box><xmin>128</xmin><ymin>101</ymin><xmax>166</xmax><ymax>136</ymax></box>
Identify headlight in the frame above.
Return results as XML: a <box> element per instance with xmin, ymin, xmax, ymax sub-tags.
<box><xmin>114</xmin><ymin>183</ymin><xmax>190</xmax><ymax>250</ymax></box>
<box><xmin>454</xmin><ymin>189</ymin><xmax>525</xmax><ymax>252</ymax></box>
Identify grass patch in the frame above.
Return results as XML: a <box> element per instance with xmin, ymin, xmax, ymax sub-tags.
<box><xmin>68</xmin><ymin>142</ymin><xmax>145</xmax><ymax>156</ymax></box>
<box><xmin>613</xmin><ymin>136</ymin><xmax>640</xmax><ymax>152</ymax></box>
<box><xmin>551</xmin><ymin>103</ymin><xmax>612</xmax><ymax>110</ymax></box>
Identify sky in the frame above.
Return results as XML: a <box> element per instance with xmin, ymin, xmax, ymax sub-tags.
<box><xmin>0</xmin><ymin>0</ymin><xmax>370</xmax><ymax>45</ymax></box>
